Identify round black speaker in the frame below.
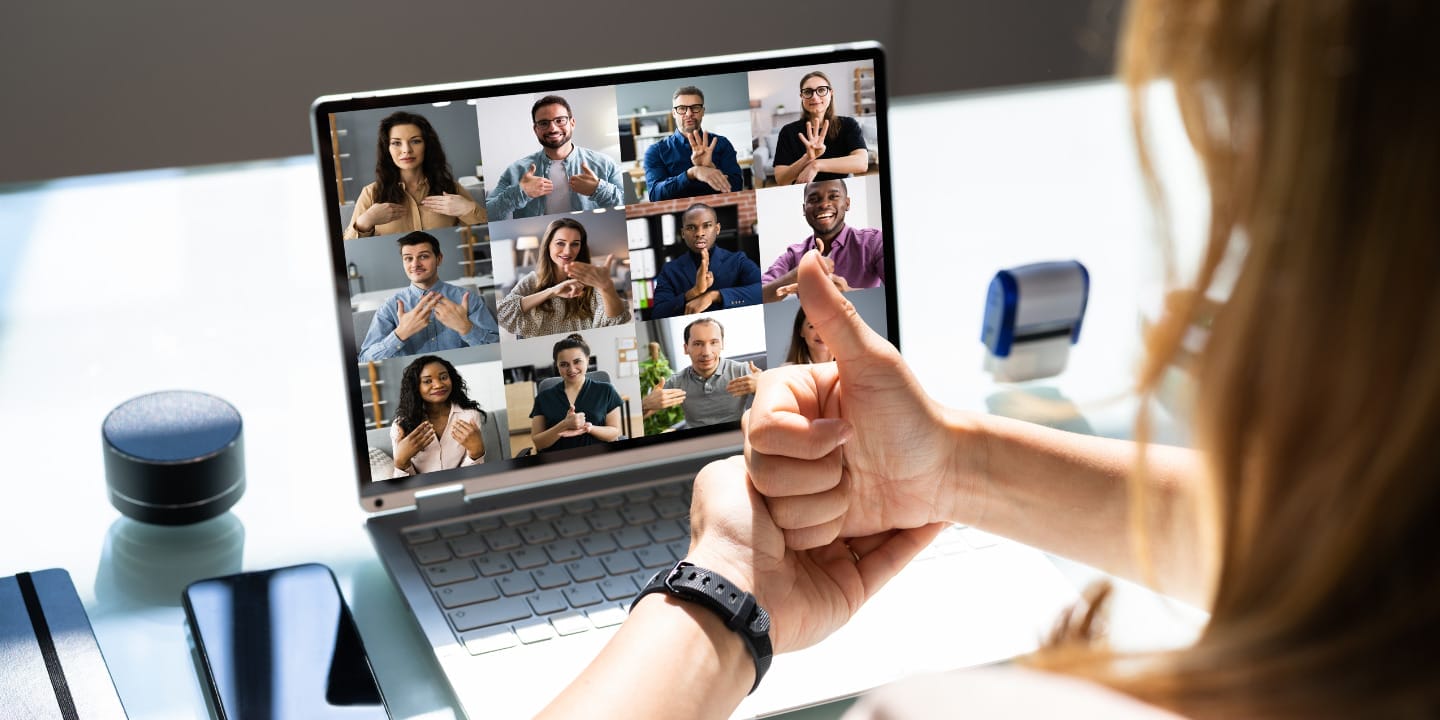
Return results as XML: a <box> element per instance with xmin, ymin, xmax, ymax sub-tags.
<box><xmin>102</xmin><ymin>390</ymin><xmax>245</xmax><ymax>525</ymax></box>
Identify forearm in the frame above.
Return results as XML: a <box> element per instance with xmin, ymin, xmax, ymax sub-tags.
<box><xmin>762</xmin><ymin>269</ymin><xmax>798</xmax><ymax>303</ymax></box>
<box><xmin>538</xmin><ymin>594</ymin><xmax>752</xmax><ymax>720</ymax></box>
<box><xmin>531</xmin><ymin>423</ymin><xmax>565</xmax><ymax>451</ymax></box>
<box><xmin>520</xmin><ymin>286</ymin><xmax>556</xmax><ymax>313</ymax></box>
<box><xmin>773</xmin><ymin>155</ymin><xmax>812</xmax><ymax>186</ymax></box>
<box><xmin>956</xmin><ymin>411</ymin><xmax>1211</xmax><ymax>605</ymax></box>
<box><xmin>814</xmin><ymin>150</ymin><xmax>869</xmax><ymax>175</ymax></box>
<box><xmin>587</xmin><ymin>423</ymin><xmax>622</xmax><ymax>442</ymax></box>
<box><xmin>599</xmin><ymin>286</ymin><xmax>626</xmax><ymax>319</ymax></box>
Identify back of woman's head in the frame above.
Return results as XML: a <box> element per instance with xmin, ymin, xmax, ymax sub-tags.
<box><xmin>1039</xmin><ymin>1</ymin><xmax>1440</xmax><ymax>716</ymax></box>
<box><xmin>374</xmin><ymin>110</ymin><xmax>458</xmax><ymax>204</ymax></box>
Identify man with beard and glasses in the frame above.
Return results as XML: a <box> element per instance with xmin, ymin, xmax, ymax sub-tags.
<box><xmin>761</xmin><ymin>178</ymin><xmax>885</xmax><ymax>303</ymax></box>
<box><xmin>486</xmin><ymin>95</ymin><xmax>625</xmax><ymax>220</ymax></box>
<box><xmin>642</xmin><ymin>85</ymin><xmax>744</xmax><ymax>201</ymax></box>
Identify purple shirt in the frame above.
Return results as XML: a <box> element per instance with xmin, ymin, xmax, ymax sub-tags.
<box><xmin>762</xmin><ymin>226</ymin><xmax>886</xmax><ymax>288</ymax></box>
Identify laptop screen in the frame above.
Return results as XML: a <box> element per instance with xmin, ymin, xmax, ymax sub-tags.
<box><xmin>312</xmin><ymin>44</ymin><xmax>898</xmax><ymax>507</ymax></box>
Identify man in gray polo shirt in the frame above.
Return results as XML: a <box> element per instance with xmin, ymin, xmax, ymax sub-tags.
<box><xmin>643</xmin><ymin>317</ymin><xmax>759</xmax><ymax>428</ymax></box>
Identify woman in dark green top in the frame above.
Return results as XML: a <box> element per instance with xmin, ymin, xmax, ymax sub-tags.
<box><xmin>529</xmin><ymin>333</ymin><xmax>623</xmax><ymax>452</ymax></box>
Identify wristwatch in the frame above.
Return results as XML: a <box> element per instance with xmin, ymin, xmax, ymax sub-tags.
<box><xmin>632</xmin><ymin>561</ymin><xmax>773</xmax><ymax>693</ymax></box>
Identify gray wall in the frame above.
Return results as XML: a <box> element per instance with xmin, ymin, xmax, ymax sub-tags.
<box><xmin>334</xmin><ymin>102</ymin><xmax>483</xmax><ymax>206</ymax></box>
<box><xmin>1</xmin><ymin>0</ymin><xmax>1120</xmax><ymax>186</ymax></box>
<box><xmin>616</xmin><ymin>73</ymin><xmax>752</xmax><ymax>116</ymax></box>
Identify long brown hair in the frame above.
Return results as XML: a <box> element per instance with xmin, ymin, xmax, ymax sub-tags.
<box><xmin>799</xmin><ymin>71</ymin><xmax>840</xmax><ymax>141</ymax></box>
<box><xmin>1032</xmin><ymin>1</ymin><xmax>1440</xmax><ymax>717</ymax></box>
<box><xmin>535</xmin><ymin>217</ymin><xmax>595</xmax><ymax>322</ymax></box>
<box><xmin>374</xmin><ymin>111</ymin><xmax>458</xmax><ymax>206</ymax></box>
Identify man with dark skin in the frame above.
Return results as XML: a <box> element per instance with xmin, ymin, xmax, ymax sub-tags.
<box><xmin>649</xmin><ymin>203</ymin><xmax>761</xmax><ymax>319</ymax></box>
<box><xmin>762</xmin><ymin>178</ymin><xmax>886</xmax><ymax>303</ymax></box>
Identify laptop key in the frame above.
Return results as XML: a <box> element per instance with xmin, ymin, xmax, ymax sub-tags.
<box><xmin>404</xmin><ymin>528</ymin><xmax>438</xmax><ymax>544</ymax></box>
<box><xmin>474</xmin><ymin>555</ymin><xmax>515</xmax><ymax>577</ymax></box>
<box><xmin>598</xmin><ymin>576</ymin><xmax>637</xmax><ymax>601</ymax></box>
<box><xmin>601</xmin><ymin>552</ymin><xmax>641</xmax><ymax>576</ymax></box>
<box><xmin>450</xmin><ymin>535</ymin><xmax>487</xmax><ymax>558</ymax></box>
<box><xmin>469</xmin><ymin>515</ymin><xmax>502</xmax><ymax>532</ymax></box>
<box><xmin>666</xmin><ymin>540</ymin><xmax>690</xmax><ymax>561</ymax></box>
<box><xmin>531</xmin><ymin>566</ymin><xmax>571</xmax><ymax>590</ymax></box>
<box><xmin>588</xmin><ymin>510</ymin><xmax>623</xmax><ymax>531</ymax></box>
<box><xmin>588</xmin><ymin>604</ymin><xmax>628</xmax><ymax>628</ymax></box>
<box><xmin>483</xmin><ymin>527</ymin><xmax>522</xmax><ymax>551</ymax></box>
<box><xmin>534</xmin><ymin>505</ymin><xmax>564</xmax><ymax>521</ymax></box>
<box><xmin>563</xmin><ymin>583</ymin><xmax>604</xmax><ymax>608</ymax></box>
<box><xmin>566</xmin><ymin>557</ymin><xmax>605</xmax><ymax>583</ymax></box>
<box><xmin>528</xmin><ymin>590</ymin><xmax>568</xmax><ymax>615</ymax></box>
<box><xmin>510</xmin><ymin>547</ymin><xmax>547</xmax><ymax>570</ymax></box>
<box><xmin>463</xmin><ymin>626</ymin><xmax>519</xmax><ymax>655</ymax></box>
<box><xmin>634</xmin><ymin>545</ymin><xmax>674</xmax><ymax>569</ymax></box>
<box><xmin>563</xmin><ymin>499</ymin><xmax>595</xmax><ymax>514</ymax></box>
<box><xmin>614</xmin><ymin>526</ymin><xmax>650</xmax><ymax>549</ymax></box>
<box><xmin>497</xmin><ymin>572</ymin><xmax>537</xmax><ymax>597</ymax></box>
<box><xmin>625</xmin><ymin>488</ymin><xmax>656</xmax><ymax>503</ymax></box>
<box><xmin>515</xmin><ymin>618</ymin><xmax>556</xmax><ymax>644</ymax></box>
<box><xmin>412</xmin><ymin>540</ymin><xmax>453</xmax><ymax>565</ymax></box>
<box><xmin>654</xmin><ymin>482</ymin><xmax>686</xmax><ymax>497</ymax></box>
<box><xmin>630</xmin><ymin>569</ymin><xmax>661</xmax><ymax>592</ymax></box>
<box><xmin>645</xmin><ymin>519</ymin><xmax>686</xmax><ymax>543</ymax></box>
<box><xmin>519</xmin><ymin>522</ymin><xmax>557</xmax><ymax>545</ymax></box>
<box><xmin>438</xmin><ymin>522</ymin><xmax>470</xmax><ymax>539</ymax></box>
<box><xmin>424</xmin><ymin>559</ymin><xmax>477</xmax><ymax>586</ymax></box>
<box><xmin>551</xmin><ymin>611</ymin><xmax>591</xmax><ymax>636</ymax></box>
<box><xmin>501</xmin><ymin>510</ymin><xmax>534</xmax><ymax>527</ymax></box>
<box><xmin>594</xmin><ymin>493</ymin><xmax>625</xmax><ymax>509</ymax></box>
<box><xmin>654</xmin><ymin>497</ymin><xmax>689</xmax><ymax>519</ymax></box>
<box><xmin>554</xmin><ymin>515</ymin><xmax>590</xmax><ymax>538</ymax></box>
<box><xmin>448</xmin><ymin>598</ymin><xmax>530</xmax><ymax>632</ymax></box>
<box><xmin>579</xmin><ymin>534</ymin><xmax>618</xmax><ymax>556</ymax></box>
<box><xmin>435</xmin><ymin>578</ymin><xmax>500</xmax><ymax>609</ymax></box>
<box><xmin>620</xmin><ymin>503</ymin><xmax>658</xmax><ymax>525</ymax></box>
<box><xmin>544</xmin><ymin>539</ymin><xmax>583</xmax><ymax>563</ymax></box>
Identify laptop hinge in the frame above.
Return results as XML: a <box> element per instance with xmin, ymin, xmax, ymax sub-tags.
<box><xmin>414</xmin><ymin>484</ymin><xmax>467</xmax><ymax>515</ymax></box>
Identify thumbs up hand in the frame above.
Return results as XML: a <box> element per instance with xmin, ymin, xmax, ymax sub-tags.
<box><xmin>521</xmin><ymin>163</ymin><xmax>554</xmax><ymax>199</ymax></box>
<box><xmin>568</xmin><ymin>160</ymin><xmax>600</xmax><ymax>196</ymax></box>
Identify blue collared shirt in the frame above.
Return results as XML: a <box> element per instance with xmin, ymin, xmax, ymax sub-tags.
<box><xmin>485</xmin><ymin>147</ymin><xmax>625</xmax><ymax>220</ymax></box>
<box><xmin>650</xmin><ymin>247</ymin><xmax>761</xmax><ymax>319</ymax></box>
<box><xmin>358</xmin><ymin>281</ymin><xmax>500</xmax><ymax>361</ymax></box>
<box><xmin>644</xmin><ymin>130</ymin><xmax>743</xmax><ymax>201</ymax></box>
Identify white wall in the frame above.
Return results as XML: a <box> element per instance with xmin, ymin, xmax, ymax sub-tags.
<box><xmin>476</xmin><ymin>86</ymin><xmax>622</xmax><ymax>189</ymax></box>
<box><xmin>660</xmin><ymin>305</ymin><xmax>767</xmax><ymax>372</ymax></box>
<box><xmin>498</xmin><ymin>323</ymin><xmax>643</xmax><ymax>403</ymax></box>
<box><xmin>747</xmin><ymin>61</ymin><xmax>871</xmax><ymax>138</ymax></box>
<box><xmin>453</xmin><ymin>359</ymin><xmax>507</xmax><ymax>413</ymax></box>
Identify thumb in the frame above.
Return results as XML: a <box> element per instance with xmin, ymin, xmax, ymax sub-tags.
<box><xmin>527</xmin><ymin>163</ymin><xmax>537</xmax><ymax>175</ymax></box>
<box><xmin>602</xmin><ymin>253</ymin><xmax>615</xmax><ymax>269</ymax></box>
<box><xmin>581</xmin><ymin>160</ymin><xmax>592</xmax><ymax>174</ymax></box>
<box><xmin>797</xmin><ymin>249</ymin><xmax>880</xmax><ymax>363</ymax></box>
<box><xmin>397</xmin><ymin>299</ymin><xmax>407</xmax><ymax>313</ymax></box>
<box><xmin>461</xmin><ymin>291</ymin><xmax>470</xmax><ymax>307</ymax></box>
<box><xmin>749</xmin><ymin>362</ymin><xmax>760</xmax><ymax>374</ymax></box>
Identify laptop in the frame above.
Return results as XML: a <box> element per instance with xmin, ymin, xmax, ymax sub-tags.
<box><xmin>311</xmin><ymin>42</ymin><xmax>1079</xmax><ymax>718</ymax></box>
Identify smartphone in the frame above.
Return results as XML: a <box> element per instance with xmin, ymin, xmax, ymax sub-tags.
<box><xmin>182</xmin><ymin>563</ymin><xmax>389</xmax><ymax>719</ymax></box>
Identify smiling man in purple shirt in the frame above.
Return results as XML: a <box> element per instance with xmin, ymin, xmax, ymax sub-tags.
<box><xmin>761</xmin><ymin>178</ymin><xmax>885</xmax><ymax>303</ymax></box>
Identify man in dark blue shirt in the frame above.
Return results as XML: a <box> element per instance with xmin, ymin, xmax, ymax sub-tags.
<box><xmin>642</xmin><ymin>86</ymin><xmax>744</xmax><ymax>201</ymax></box>
<box><xmin>649</xmin><ymin>203</ymin><xmax>761</xmax><ymax>319</ymax></box>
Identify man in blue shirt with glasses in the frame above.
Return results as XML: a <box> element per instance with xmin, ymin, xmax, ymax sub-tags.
<box><xmin>642</xmin><ymin>86</ymin><xmax>744</xmax><ymax>201</ymax></box>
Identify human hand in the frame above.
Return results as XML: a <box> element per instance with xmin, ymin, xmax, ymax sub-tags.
<box><xmin>745</xmin><ymin>250</ymin><xmax>972</xmax><ymax>549</ymax></box>
<box><xmin>690</xmin><ymin>165</ymin><xmax>731</xmax><ymax>193</ymax></box>
<box><xmin>358</xmin><ymin>202</ymin><xmax>406</xmax><ymax>231</ymax></box>
<box><xmin>727</xmin><ymin>362</ymin><xmax>762</xmax><ymax>397</ymax></box>
<box><xmin>642</xmin><ymin>385</ymin><xmax>687</xmax><ymax>413</ymax></box>
<box><xmin>566</xmin><ymin>254</ymin><xmax>615</xmax><ymax>289</ymax></box>
<box><xmin>394</xmin><ymin>420</ymin><xmax>437</xmax><ymax>469</ymax></box>
<box><xmin>550</xmin><ymin>279</ymin><xmax>585</xmax><ymax>299</ymax></box>
<box><xmin>394</xmin><ymin>293</ymin><xmax>439</xmax><ymax>341</ymax></box>
<box><xmin>569</xmin><ymin>161</ymin><xmax>600</xmax><ymax>196</ymax></box>
<box><xmin>432</xmin><ymin>292</ymin><xmax>473</xmax><ymax>335</ymax></box>
<box><xmin>686</xmin><ymin>129</ymin><xmax>716</xmax><ymax>168</ymax></box>
<box><xmin>684</xmin><ymin>456</ymin><xmax>946</xmax><ymax>653</ymax></box>
<box><xmin>802</xmin><ymin>119</ymin><xmax>829</xmax><ymax>161</ymax></box>
<box><xmin>684</xmin><ymin>291</ymin><xmax>717</xmax><ymax>315</ymax></box>
<box><xmin>795</xmin><ymin>163</ymin><xmax>820</xmax><ymax>185</ymax></box>
<box><xmin>692</xmin><ymin>248</ymin><xmax>712</xmax><ymax>294</ymax></box>
<box><xmin>420</xmin><ymin>192</ymin><xmax>475</xmax><ymax>217</ymax></box>
<box><xmin>557</xmin><ymin>405</ymin><xmax>588</xmax><ymax>436</ymax></box>
<box><xmin>521</xmin><ymin>164</ymin><xmax>553</xmax><ymax>199</ymax></box>
<box><xmin>451</xmin><ymin>418</ymin><xmax>484</xmax><ymax>459</ymax></box>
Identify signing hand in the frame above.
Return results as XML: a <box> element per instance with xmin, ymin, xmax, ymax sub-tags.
<box><xmin>802</xmin><ymin>119</ymin><xmax>829</xmax><ymax>161</ymax></box>
<box><xmin>357</xmin><ymin>202</ymin><xmax>406</xmax><ymax>232</ymax></box>
<box><xmin>726</xmin><ymin>362</ymin><xmax>762</xmax><ymax>397</ymax></box>
<box><xmin>557</xmin><ymin>405</ymin><xmax>588</xmax><ymax>437</ymax></box>
<box><xmin>745</xmin><ymin>250</ymin><xmax>970</xmax><ymax>549</ymax></box>
<box><xmin>394</xmin><ymin>293</ymin><xmax>439</xmax><ymax>341</ymax></box>
<box><xmin>566</xmin><ymin>254</ymin><xmax>616</xmax><ymax>289</ymax></box>
<box><xmin>687</xmin><ymin>129</ymin><xmax>716</xmax><ymax>168</ymax></box>
<box><xmin>394</xmin><ymin>421</ymin><xmax>437</xmax><ymax>470</ymax></box>
<box><xmin>642</xmin><ymin>385</ymin><xmax>687</xmax><ymax>413</ymax></box>
<box><xmin>685</xmin><ymin>456</ymin><xmax>946</xmax><ymax>653</ymax></box>
<box><xmin>550</xmin><ymin>279</ymin><xmax>585</xmax><ymax>299</ymax></box>
<box><xmin>796</xmin><ymin>163</ymin><xmax>820</xmax><ymax>185</ymax></box>
<box><xmin>689</xmin><ymin>165</ymin><xmax>731</xmax><ymax>193</ymax></box>
<box><xmin>521</xmin><ymin>164</ymin><xmax>553</xmax><ymax>199</ymax></box>
<box><xmin>420</xmin><ymin>192</ymin><xmax>476</xmax><ymax>217</ymax></box>
<box><xmin>684</xmin><ymin>291</ymin><xmax>717</xmax><ymax>315</ymax></box>
<box><xmin>692</xmin><ymin>248</ymin><xmax>713</xmax><ymax>295</ymax></box>
<box><xmin>569</xmin><ymin>161</ymin><xmax>600</xmax><ymax>196</ymax></box>
<box><xmin>451</xmin><ymin>418</ymin><xmax>484</xmax><ymax>459</ymax></box>
<box><xmin>432</xmin><ymin>292</ymin><xmax>473</xmax><ymax>335</ymax></box>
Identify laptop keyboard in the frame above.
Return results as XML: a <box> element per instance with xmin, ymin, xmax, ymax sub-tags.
<box><xmin>401</xmin><ymin>479</ymin><xmax>998</xmax><ymax>655</ymax></box>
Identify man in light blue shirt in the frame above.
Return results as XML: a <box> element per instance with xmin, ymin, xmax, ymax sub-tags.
<box><xmin>358</xmin><ymin>231</ymin><xmax>500</xmax><ymax>361</ymax></box>
<box><xmin>485</xmin><ymin>95</ymin><xmax>625</xmax><ymax>220</ymax></box>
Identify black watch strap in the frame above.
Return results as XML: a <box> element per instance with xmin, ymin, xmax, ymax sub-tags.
<box><xmin>632</xmin><ymin>561</ymin><xmax>773</xmax><ymax>693</ymax></box>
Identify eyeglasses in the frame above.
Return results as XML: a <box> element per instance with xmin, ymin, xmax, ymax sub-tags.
<box><xmin>799</xmin><ymin>85</ymin><xmax>832</xmax><ymax>99</ymax></box>
<box><xmin>673</xmin><ymin>104</ymin><xmax>705</xmax><ymax>115</ymax></box>
<box><xmin>533</xmin><ymin>116</ymin><xmax>572</xmax><ymax>130</ymax></box>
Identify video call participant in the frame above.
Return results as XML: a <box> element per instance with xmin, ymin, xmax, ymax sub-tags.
<box><xmin>388</xmin><ymin>355</ymin><xmax>486</xmax><ymax>477</ymax></box>
<box><xmin>529</xmin><ymin>333</ymin><xmax>624</xmax><ymax>453</ymax></box>
<box><xmin>496</xmin><ymin>217</ymin><xmax>631</xmax><ymax>338</ymax></box>
<box><xmin>784</xmin><ymin>308</ymin><xmax>832</xmax><ymax>364</ymax></box>
<box><xmin>642</xmin><ymin>317</ymin><xmax>758</xmax><ymax>429</ymax></box>
<box><xmin>772</xmin><ymin>71</ymin><xmax>870</xmax><ymax>186</ymax></box>
<box><xmin>762</xmin><ymin>178</ymin><xmax>885</xmax><ymax>302</ymax></box>
<box><xmin>358</xmin><ymin>231</ymin><xmax>500</xmax><ymax>361</ymax></box>
<box><xmin>486</xmin><ymin>95</ymin><xmax>625</xmax><ymax>220</ymax></box>
<box><xmin>650</xmin><ymin>203</ymin><xmax>761</xmax><ymax>319</ymax></box>
<box><xmin>643</xmin><ymin>86</ymin><xmax>743</xmax><ymax>200</ymax></box>
<box><xmin>345</xmin><ymin>111</ymin><xmax>484</xmax><ymax>239</ymax></box>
